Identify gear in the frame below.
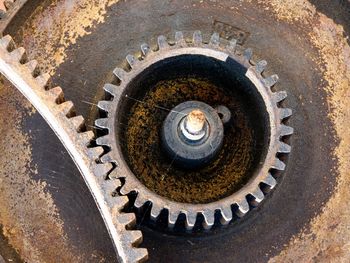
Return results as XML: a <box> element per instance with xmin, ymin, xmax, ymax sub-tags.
<box><xmin>95</xmin><ymin>30</ymin><xmax>293</xmax><ymax>231</ymax></box>
<box><xmin>0</xmin><ymin>35</ymin><xmax>148</xmax><ymax>262</ymax></box>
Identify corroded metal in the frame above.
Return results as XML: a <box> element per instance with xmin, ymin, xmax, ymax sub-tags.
<box><xmin>95</xmin><ymin>31</ymin><xmax>294</xmax><ymax>230</ymax></box>
<box><xmin>0</xmin><ymin>34</ymin><xmax>148</xmax><ymax>263</ymax></box>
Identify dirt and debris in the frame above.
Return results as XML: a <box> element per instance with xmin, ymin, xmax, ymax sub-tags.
<box><xmin>0</xmin><ymin>78</ymin><xmax>80</xmax><ymax>262</ymax></box>
<box><xmin>17</xmin><ymin>0</ymin><xmax>119</xmax><ymax>75</ymax></box>
<box><xmin>261</xmin><ymin>0</ymin><xmax>350</xmax><ymax>261</ymax></box>
<box><xmin>125</xmin><ymin>77</ymin><xmax>259</xmax><ymax>203</ymax></box>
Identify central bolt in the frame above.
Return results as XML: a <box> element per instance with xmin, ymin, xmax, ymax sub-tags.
<box><xmin>161</xmin><ymin>101</ymin><xmax>227</xmax><ymax>169</ymax></box>
<box><xmin>181</xmin><ymin>109</ymin><xmax>207</xmax><ymax>141</ymax></box>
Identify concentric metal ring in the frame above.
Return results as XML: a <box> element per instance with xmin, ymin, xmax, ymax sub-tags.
<box><xmin>95</xmin><ymin>31</ymin><xmax>293</xmax><ymax>230</ymax></box>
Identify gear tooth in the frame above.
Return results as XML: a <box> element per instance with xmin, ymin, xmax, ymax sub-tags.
<box><xmin>202</xmin><ymin>210</ymin><xmax>215</xmax><ymax>230</ymax></box>
<box><xmin>274</xmin><ymin>90</ymin><xmax>288</xmax><ymax>103</ymax></box>
<box><xmin>10</xmin><ymin>47</ymin><xmax>26</xmax><ymax>62</ymax></box>
<box><xmin>93</xmin><ymin>163</ymin><xmax>113</xmax><ymax>176</ymax></box>
<box><xmin>0</xmin><ymin>35</ymin><xmax>14</xmax><ymax>49</ymax></box>
<box><xmin>25</xmin><ymin>59</ymin><xmax>39</xmax><ymax>76</ymax></box>
<box><xmin>121</xmin><ymin>230</ymin><xmax>143</xmax><ymax>247</ymax></box>
<box><xmin>70</xmin><ymin>115</ymin><xmax>85</xmax><ymax>131</ymax></box>
<box><xmin>280</xmin><ymin>124</ymin><xmax>294</xmax><ymax>136</ymax></box>
<box><xmin>95</xmin><ymin>118</ymin><xmax>109</xmax><ymax>129</ymax></box>
<box><xmin>157</xmin><ymin>35</ymin><xmax>169</xmax><ymax>50</ymax></box>
<box><xmin>192</xmin><ymin>30</ymin><xmax>203</xmax><ymax>45</ymax></box>
<box><xmin>112</xmin><ymin>195</ymin><xmax>129</xmax><ymax>211</ymax></box>
<box><xmin>125</xmin><ymin>248</ymin><xmax>149</xmax><ymax>263</ymax></box>
<box><xmin>120</xmin><ymin>181</ymin><xmax>133</xmax><ymax>195</ymax></box>
<box><xmin>256</xmin><ymin>60</ymin><xmax>267</xmax><ymax>73</ymax></box>
<box><xmin>168</xmin><ymin>210</ymin><xmax>179</xmax><ymax>229</ymax></box>
<box><xmin>35</xmin><ymin>73</ymin><xmax>51</xmax><ymax>88</ymax></box>
<box><xmin>48</xmin><ymin>86</ymin><xmax>64</xmax><ymax>103</ymax></box>
<box><xmin>126</xmin><ymin>54</ymin><xmax>138</xmax><ymax>68</ymax></box>
<box><xmin>185</xmin><ymin>212</ymin><xmax>197</xmax><ymax>231</ymax></box>
<box><xmin>57</xmin><ymin>101</ymin><xmax>74</xmax><ymax>116</ymax></box>
<box><xmin>101</xmin><ymin>179</ymin><xmax>118</xmax><ymax>196</ymax></box>
<box><xmin>96</xmin><ymin>135</ymin><xmax>111</xmax><ymax>147</ymax></box>
<box><xmin>175</xmin><ymin>31</ymin><xmax>187</xmax><ymax>47</ymax></box>
<box><xmin>280</xmin><ymin>108</ymin><xmax>292</xmax><ymax>119</ymax></box>
<box><xmin>80</xmin><ymin>131</ymin><xmax>94</xmax><ymax>145</ymax></box>
<box><xmin>278</xmin><ymin>141</ymin><xmax>291</xmax><ymax>153</ymax></box>
<box><xmin>134</xmin><ymin>194</ymin><xmax>146</xmax><ymax>208</ymax></box>
<box><xmin>220</xmin><ymin>207</ymin><xmax>233</xmax><ymax>225</ymax></box>
<box><xmin>263</xmin><ymin>74</ymin><xmax>279</xmax><ymax>88</ymax></box>
<box><xmin>272</xmin><ymin>158</ymin><xmax>286</xmax><ymax>171</ymax></box>
<box><xmin>243</xmin><ymin>48</ymin><xmax>253</xmax><ymax>61</ymax></box>
<box><xmin>262</xmin><ymin>174</ymin><xmax>277</xmax><ymax>189</ymax></box>
<box><xmin>116</xmin><ymin>213</ymin><xmax>136</xmax><ymax>228</ymax></box>
<box><xmin>87</xmin><ymin>146</ymin><xmax>104</xmax><ymax>160</ymax></box>
<box><xmin>250</xmin><ymin>188</ymin><xmax>264</xmax><ymax>204</ymax></box>
<box><xmin>227</xmin><ymin>38</ymin><xmax>237</xmax><ymax>53</ymax></box>
<box><xmin>209</xmin><ymin>32</ymin><xmax>220</xmax><ymax>47</ymax></box>
<box><xmin>141</xmin><ymin>43</ymin><xmax>151</xmax><ymax>56</ymax></box>
<box><xmin>150</xmin><ymin>204</ymin><xmax>162</xmax><ymax>221</ymax></box>
<box><xmin>236</xmin><ymin>199</ymin><xmax>249</xmax><ymax>217</ymax></box>
<box><xmin>104</xmin><ymin>83</ymin><xmax>119</xmax><ymax>96</ymax></box>
<box><xmin>97</xmin><ymin>100</ymin><xmax>113</xmax><ymax>112</ymax></box>
<box><xmin>113</xmin><ymin>67</ymin><xmax>127</xmax><ymax>81</ymax></box>
<box><xmin>100</xmin><ymin>153</ymin><xmax>114</xmax><ymax>163</ymax></box>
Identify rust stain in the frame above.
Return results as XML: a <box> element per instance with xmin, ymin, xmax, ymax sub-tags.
<box><xmin>19</xmin><ymin>0</ymin><xmax>119</xmax><ymax>75</ymax></box>
<box><xmin>257</xmin><ymin>0</ymin><xmax>350</xmax><ymax>261</ymax></box>
<box><xmin>0</xmin><ymin>78</ymin><xmax>80</xmax><ymax>262</ymax></box>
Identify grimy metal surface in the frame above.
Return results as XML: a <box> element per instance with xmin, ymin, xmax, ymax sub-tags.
<box><xmin>0</xmin><ymin>35</ymin><xmax>147</xmax><ymax>262</ymax></box>
<box><xmin>0</xmin><ymin>0</ymin><xmax>349</xmax><ymax>262</ymax></box>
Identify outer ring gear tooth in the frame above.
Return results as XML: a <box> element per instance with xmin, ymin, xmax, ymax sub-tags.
<box><xmin>95</xmin><ymin>118</ymin><xmax>110</xmax><ymax>130</ymax></box>
<box><xmin>280</xmin><ymin>124</ymin><xmax>294</xmax><ymax>136</ymax></box>
<box><xmin>202</xmin><ymin>210</ymin><xmax>215</xmax><ymax>230</ymax></box>
<box><xmin>220</xmin><ymin>207</ymin><xmax>233</xmax><ymax>225</ymax></box>
<box><xmin>97</xmin><ymin>100</ymin><xmax>113</xmax><ymax>113</ymax></box>
<box><xmin>96</xmin><ymin>135</ymin><xmax>111</xmax><ymax>147</ymax></box>
<box><xmin>113</xmin><ymin>67</ymin><xmax>127</xmax><ymax>81</ymax></box>
<box><xmin>184</xmin><ymin>211</ymin><xmax>197</xmax><ymax>231</ymax></box>
<box><xmin>35</xmin><ymin>73</ymin><xmax>50</xmax><ymax>88</ymax></box>
<box><xmin>263</xmin><ymin>74</ymin><xmax>279</xmax><ymax>88</ymax></box>
<box><xmin>104</xmin><ymin>83</ymin><xmax>119</xmax><ymax>97</ymax></box>
<box><xmin>256</xmin><ymin>60</ymin><xmax>267</xmax><ymax>73</ymax></box>
<box><xmin>10</xmin><ymin>47</ymin><xmax>26</xmax><ymax>62</ymax></box>
<box><xmin>243</xmin><ymin>48</ymin><xmax>253</xmax><ymax>61</ymax></box>
<box><xmin>250</xmin><ymin>188</ymin><xmax>265</xmax><ymax>205</ymax></box>
<box><xmin>168</xmin><ymin>210</ymin><xmax>179</xmax><ymax>229</ymax></box>
<box><xmin>140</xmin><ymin>43</ymin><xmax>151</xmax><ymax>56</ymax></box>
<box><xmin>70</xmin><ymin>115</ymin><xmax>85</xmax><ymax>131</ymax></box>
<box><xmin>280</xmin><ymin>108</ymin><xmax>292</xmax><ymax>119</ymax></box>
<box><xmin>95</xmin><ymin>31</ymin><xmax>293</xmax><ymax>231</ymax></box>
<box><xmin>0</xmin><ymin>35</ymin><xmax>14</xmax><ymax>49</ymax></box>
<box><xmin>134</xmin><ymin>194</ymin><xmax>147</xmax><ymax>209</ymax></box>
<box><xmin>157</xmin><ymin>35</ymin><xmax>169</xmax><ymax>50</ymax></box>
<box><xmin>278</xmin><ymin>141</ymin><xmax>292</xmax><ymax>153</ymax></box>
<box><xmin>150</xmin><ymin>204</ymin><xmax>162</xmax><ymax>221</ymax></box>
<box><xmin>209</xmin><ymin>32</ymin><xmax>220</xmax><ymax>47</ymax></box>
<box><xmin>236</xmin><ymin>199</ymin><xmax>249</xmax><ymax>217</ymax></box>
<box><xmin>227</xmin><ymin>38</ymin><xmax>238</xmax><ymax>53</ymax></box>
<box><xmin>263</xmin><ymin>173</ymin><xmax>277</xmax><ymax>189</ymax></box>
<box><xmin>25</xmin><ymin>59</ymin><xmax>39</xmax><ymax>76</ymax></box>
<box><xmin>192</xmin><ymin>30</ymin><xmax>203</xmax><ymax>45</ymax></box>
<box><xmin>126</xmin><ymin>54</ymin><xmax>138</xmax><ymax>68</ymax></box>
<box><xmin>175</xmin><ymin>31</ymin><xmax>187</xmax><ymax>47</ymax></box>
<box><xmin>272</xmin><ymin>158</ymin><xmax>286</xmax><ymax>171</ymax></box>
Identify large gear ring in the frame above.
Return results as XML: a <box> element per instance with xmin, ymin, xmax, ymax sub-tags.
<box><xmin>95</xmin><ymin>31</ymin><xmax>293</xmax><ymax>230</ymax></box>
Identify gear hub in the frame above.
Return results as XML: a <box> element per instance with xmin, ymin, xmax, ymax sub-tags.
<box><xmin>161</xmin><ymin>101</ymin><xmax>227</xmax><ymax>169</ymax></box>
<box><xmin>95</xmin><ymin>31</ymin><xmax>293</xmax><ymax>231</ymax></box>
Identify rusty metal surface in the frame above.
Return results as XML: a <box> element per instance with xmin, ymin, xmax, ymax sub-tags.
<box><xmin>0</xmin><ymin>0</ymin><xmax>349</xmax><ymax>262</ymax></box>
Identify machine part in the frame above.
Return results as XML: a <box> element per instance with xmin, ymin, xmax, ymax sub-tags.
<box><xmin>161</xmin><ymin>100</ymin><xmax>225</xmax><ymax>169</ymax></box>
<box><xmin>95</xmin><ymin>31</ymin><xmax>293</xmax><ymax>230</ymax></box>
<box><xmin>0</xmin><ymin>35</ymin><xmax>148</xmax><ymax>263</ymax></box>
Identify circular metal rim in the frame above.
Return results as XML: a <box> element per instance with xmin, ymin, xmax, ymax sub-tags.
<box><xmin>95</xmin><ymin>31</ymin><xmax>293</xmax><ymax>231</ymax></box>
